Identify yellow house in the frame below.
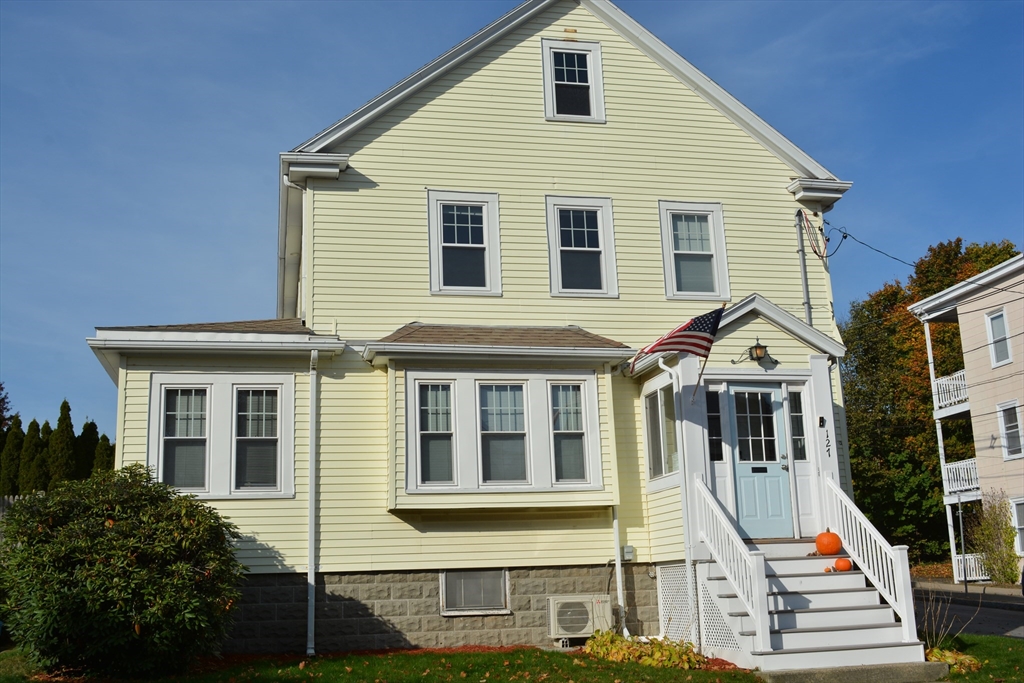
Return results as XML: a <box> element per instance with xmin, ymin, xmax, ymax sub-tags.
<box><xmin>88</xmin><ymin>0</ymin><xmax>931</xmax><ymax>672</ymax></box>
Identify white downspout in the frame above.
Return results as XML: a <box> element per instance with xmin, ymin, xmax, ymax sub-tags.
<box><xmin>306</xmin><ymin>350</ymin><xmax>319</xmax><ymax>656</ymax></box>
<box><xmin>795</xmin><ymin>210</ymin><xmax>813</xmax><ymax>326</ymax></box>
<box><xmin>612</xmin><ymin>507</ymin><xmax>629</xmax><ymax>637</ymax></box>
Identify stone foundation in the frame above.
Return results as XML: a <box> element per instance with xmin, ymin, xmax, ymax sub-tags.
<box><xmin>226</xmin><ymin>564</ymin><xmax>659</xmax><ymax>654</ymax></box>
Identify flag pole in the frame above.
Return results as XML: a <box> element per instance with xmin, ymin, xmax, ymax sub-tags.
<box><xmin>690</xmin><ymin>303</ymin><xmax>726</xmax><ymax>403</ymax></box>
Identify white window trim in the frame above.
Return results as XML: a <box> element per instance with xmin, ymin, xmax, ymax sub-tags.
<box><xmin>148</xmin><ymin>372</ymin><xmax>295</xmax><ymax>499</ymax></box>
<box><xmin>440</xmin><ymin>569</ymin><xmax>511</xmax><ymax>616</ymax></box>
<box><xmin>996</xmin><ymin>399</ymin><xmax>1022</xmax><ymax>461</ymax></box>
<box><xmin>541</xmin><ymin>38</ymin><xmax>606</xmax><ymax>124</ymax></box>
<box><xmin>1011</xmin><ymin>497</ymin><xmax>1024</xmax><ymax>556</ymax></box>
<box><xmin>642</xmin><ymin>372</ymin><xmax>681</xmax><ymax>493</ymax></box>
<box><xmin>545</xmin><ymin>195</ymin><xmax>618</xmax><ymax>298</ymax></box>
<box><xmin>658</xmin><ymin>200</ymin><xmax>730</xmax><ymax>301</ymax></box>
<box><xmin>985</xmin><ymin>308</ymin><xmax>1012</xmax><ymax>368</ymax></box>
<box><xmin>406</xmin><ymin>369</ymin><xmax>603</xmax><ymax>493</ymax></box>
<box><xmin>426</xmin><ymin>189</ymin><xmax>502</xmax><ymax>296</ymax></box>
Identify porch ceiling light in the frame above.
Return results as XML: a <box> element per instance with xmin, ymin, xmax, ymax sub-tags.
<box><xmin>748</xmin><ymin>338</ymin><xmax>778</xmax><ymax>364</ymax></box>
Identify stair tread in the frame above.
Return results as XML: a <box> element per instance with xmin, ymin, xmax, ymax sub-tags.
<box><xmin>754</xmin><ymin>641</ymin><xmax>924</xmax><ymax>656</ymax></box>
<box><xmin>757</xmin><ymin>554</ymin><xmax>851</xmax><ymax>561</ymax></box>
<box><xmin>727</xmin><ymin>603</ymin><xmax>893</xmax><ymax>618</ymax></box>
<box><xmin>719</xmin><ymin>586</ymin><xmax>878</xmax><ymax>599</ymax></box>
<box><xmin>739</xmin><ymin>621</ymin><xmax>902</xmax><ymax>637</ymax></box>
<box><xmin>708</xmin><ymin>570</ymin><xmax>864</xmax><ymax>580</ymax></box>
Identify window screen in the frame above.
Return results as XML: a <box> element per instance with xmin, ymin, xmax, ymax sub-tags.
<box><xmin>163</xmin><ymin>388</ymin><xmax>207</xmax><ymax>489</ymax></box>
<box><xmin>236</xmin><ymin>389</ymin><xmax>278</xmax><ymax>488</ymax></box>
<box><xmin>443</xmin><ymin>570</ymin><xmax>507</xmax><ymax>612</ymax></box>
<box><xmin>671</xmin><ymin>213</ymin><xmax>715</xmax><ymax>293</ymax></box>
<box><xmin>480</xmin><ymin>385</ymin><xmax>527</xmax><ymax>482</ymax></box>
<box><xmin>441</xmin><ymin>204</ymin><xmax>486</xmax><ymax>288</ymax></box>
<box><xmin>558</xmin><ymin>209</ymin><xmax>602</xmax><ymax>290</ymax></box>
<box><xmin>553</xmin><ymin>51</ymin><xmax>590</xmax><ymax>116</ymax></box>
<box><xmin>420</xmin><ymin>384</ymin><xmax>454</xmax><ymax>483</ymax></box>
<box><xmin>552</xmin><ymin>384</ymin><xmax>585</xmax><ymax>481</ymax></box>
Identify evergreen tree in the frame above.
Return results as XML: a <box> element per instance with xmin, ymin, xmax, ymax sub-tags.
<box><xmin>0</xmin><ymin>381</ymin><xmax>10</xmax><ymax>431</ymax></box>
<box><xmin>74</xmin><ymin>419</ymin><xmax>99</xmax><ymax>480</ymax></box>
<box><xmin>19</xmin><ymin>420</ymin><xmax>44</xmax><ymax>494</ymax></box>
<box><xmin>48</xmin><ymin>400</ymin><xmax>75</xmax><ymax>489</ymax></box>
<box><xmin>92</xmin><ymin>435</ymin><xmax>115</xmax><ymax>475</ymax></box>
<box><xmin>840</xmin><ymin>238</ymin><xmax>1019</xmax><ymax>561</ymax></box>
<box><xmin>0</xmin><ymin>415</ymin><xmax>24</xmax><ymax>496</ymax></box>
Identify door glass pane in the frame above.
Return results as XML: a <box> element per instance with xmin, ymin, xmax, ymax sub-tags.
<box><xmin>734</xmin><ymin>391</ymin><xmax>778</xmax><ymax>464</ymax></box>
<box><xmin>706</xmin><ymin>391</ymin><xmax>723</xmax><ymax>462</ymax></box>
<box><xmin>789</xmin><ymin>391</ymin><xmax>807</xmax><ymax>460</ymax></box>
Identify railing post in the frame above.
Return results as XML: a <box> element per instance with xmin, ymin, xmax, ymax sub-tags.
<box><xmin>750</xmin><ymin>551</ymin><xmax>772</xmax><ymax>652</ymax></box>
<box><xmin>894</xmin><ymin>545</ymin><xmax>917</xmax><ymax>642</ymax></box>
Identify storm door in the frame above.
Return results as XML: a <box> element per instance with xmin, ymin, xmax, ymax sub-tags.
<box><xmin>729</xmin><ymin>385</ymin><xmax>793</xmax><ymax>539</ymax></box>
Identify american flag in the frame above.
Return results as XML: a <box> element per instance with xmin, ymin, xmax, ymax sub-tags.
<box><xmin>630</xmin><ymin>306</ymin><xmax>724</xmax><ymax>373</ymax></box>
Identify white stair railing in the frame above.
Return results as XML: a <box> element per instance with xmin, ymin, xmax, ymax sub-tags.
<box><xmin>943</xmin><ymin>458</ymin><xmax>980</xmax><ymax>494</ymax></box>
<box><xmin>953</xmin><ymin>553</ymin><xmax>990</xmax><ymax>582</ymax></box>
<box><xmin>934</xmin><ymin>370</ymin><xmax>968</xmax><ymax>409</ymax></box>
<box><xmin>693</xmin><ymin>475</ymin><xmax>771</xmax><ymax>652</ymax></box>
<box><xmin>823</xmin><ymin>477</ymin><xmax>918</xmax><ymax>643</ymax></box>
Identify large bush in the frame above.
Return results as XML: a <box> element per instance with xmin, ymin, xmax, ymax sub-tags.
<box><xmin>0</xmin><ymin>465</ymin><xmax>244</xmax><ymax>676</ymax></box>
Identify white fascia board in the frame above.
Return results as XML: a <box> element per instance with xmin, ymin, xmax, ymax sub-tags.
<box><xmin>908</xmin><ymin>254</ymin><xmax>1024</xmax><ymax>322</ymax></box>
<box><xmin>362</xmin><ymin>342</ymin><xmax>635</xmax><ymax>366</ymax></box>
<box><xmin>87</xmin><ymin>332</ymin><xmax>347</xmax><ymax>353</ymax></box>
<box><xmin>293</xmin><ymin>0</ymin><xmax>559</xmax><ymax>153</ymax></box>
<box><xmin>582</xmin><ymin>0</ymin><xmax>841</xmax><ymax>183</ymax></box>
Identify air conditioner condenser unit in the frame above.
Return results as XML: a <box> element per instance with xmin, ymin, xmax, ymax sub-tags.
<box><xmin>547</xmin><ymin>594</ymin><xmax>613</xmax><ymax>639</ymax></box>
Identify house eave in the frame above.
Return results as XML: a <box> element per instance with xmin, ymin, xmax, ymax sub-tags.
<box><xmin>908</xmin><ymin>254</ymin><xmax>1024</xmax><ymax>322</ymax></box>
<box><xmin>785</xmin><ymin>178</ymin><xmax>854</xmax><ymax>210</ymax></box>
<box><xmin>361</xmin><ymin>342</ymin><xmax>635</xmax><ymax>367</ymax></box>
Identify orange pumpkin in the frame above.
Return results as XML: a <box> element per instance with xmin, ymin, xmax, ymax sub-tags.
<box><xmin>834</xmin><ymin>558</ymin><xmax>853</xmax><ymax>572</ymax></box>
<box><xmin>816</xmin><ymin>528</ymin><xmax>842</xmax><ymax>555</ymax></box>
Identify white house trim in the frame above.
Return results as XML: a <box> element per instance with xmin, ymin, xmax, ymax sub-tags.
<box><xmin>908</xmin><ymin>254</ymin><xmax>1024</xmax><ymax>323</ymax></box>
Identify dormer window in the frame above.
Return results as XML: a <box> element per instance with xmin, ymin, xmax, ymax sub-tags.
<box><xmin>542</xmin><ymin>39</ymin><xmax>605</xmax><ymax>123</ymax></box>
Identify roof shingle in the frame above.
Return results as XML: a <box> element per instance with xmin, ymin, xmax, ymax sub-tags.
<box><xmin>377</xmin><ymin>322</ymin><xmax>629</xmax><ymax>349</ymax></box>
<box><xmin>96</xmin><ymin>318</ymin><xmax>315</xmax><ymax>335</ymax></box>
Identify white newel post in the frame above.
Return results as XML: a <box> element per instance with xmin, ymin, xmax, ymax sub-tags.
<box><xmin>894</xmin><ymin>545</ymin><xmax>918</xmax><ymax>642</ymax></box>
<box><xmin>751</xmin><ymin>551</ymin><xmax>772</xmax><ymax>652</ymax></box>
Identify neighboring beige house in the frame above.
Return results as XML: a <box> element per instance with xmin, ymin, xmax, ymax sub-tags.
<box><xmin>908</xmin><ymin>254</ymin><xmax>1024</xmax><ymax>583</ymax></box>
<box><xmin>88</xmin><ymin>0</ymin><xmax>930</xmax><ymax>672</ymax></box>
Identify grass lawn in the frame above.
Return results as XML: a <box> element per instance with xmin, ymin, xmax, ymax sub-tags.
<box><xmin>943</xmin><ymin>633</ymin><xmax>1023</xmax><ymax>681</ymax></box>
<box><xmin>0</xmin><ymin>646</ymin><xmax>755</xmax><ymax>683</ymax></box>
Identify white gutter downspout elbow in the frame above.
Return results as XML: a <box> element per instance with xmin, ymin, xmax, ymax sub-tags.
<box><xmin>306</xmin><ymin>350</ymin><xmax>319</xmax><ymax>656</ymax></box>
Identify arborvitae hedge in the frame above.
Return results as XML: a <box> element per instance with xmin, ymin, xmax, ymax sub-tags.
<box><xmin>0</xmin><ymin>415</ymin><xmax>24</xmax><ymax>496</ymax></box>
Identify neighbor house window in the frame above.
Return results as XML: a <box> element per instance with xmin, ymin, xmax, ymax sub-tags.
<box><xmin>986</xmin><ymin>309</ymin><xmax>1012</xmax><ymax>366</ymax></box>
<box><xmin>997</xmin><ymin>401</ymin><xmax>1022</xmax><ymax>460</ymax></box>
<box><xmin>1012</xmin><ymin>498</ymin><xmax>1024</xmax><ymax>555</ymax></box>
<box><xmin>441</xmin><ymin>569</ymin><xmax>509</xmax><ymax>615</ymax></box>
<box><xmin>149</xmin><ymin>373</ymin><xmax>295</xmax><ymax>499</ymax></box>
<box><xmin>407</xmin><ymin>370</ymin><xmax>601</xmax><ymax>493</ymax></box>
<box><xmin>541</xmin><ymin>39</ymin><xmax>605</xmax><ymax>123</ymax></box>
<box><xmin>545</xmin><ymin>196</ymin><xmax>618</xmax><ymax>297</ymax></box>
<box><xmin>659</xmin><ymin>201</ymin><xmax>730</xmax><ymax>300</ymax></box>
<box><xmin>645</xmin><ymin>384</ymin><xmax>679</xmax><ymax>480</ymax></box>
<box><xmin>427</xmin><ymin>190</ymin><xmax>501</xmax><ymax>296</ymax></box>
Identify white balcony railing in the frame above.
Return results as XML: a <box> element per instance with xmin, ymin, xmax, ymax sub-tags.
<box><xmin>943</xmin><ymin>458</ymin><xmax>980</xmax><ymax>495</ymax></box>
<box><xmin>823</xmin><ymin>477</ymin><xmax>918</xmax><ymax>643</ymax></box>
<box><xmin>694</xmin><ymin>475</ymin><xmax>771</xmax><ymax>652</ymax></box>
<box><xmin>934</xmin><ymin>370</ymin><xmax>968</xmax><ymax>409</ymax></box>
<box><xmin>953</xmin><ymin>553</ymin><xmax>990</xmax><ymax>583</ymax></box>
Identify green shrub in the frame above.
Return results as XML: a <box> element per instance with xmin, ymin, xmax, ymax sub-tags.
<box><xmin>0</xmin><ymin>464</ymin><xmax>244</xmax><ymax>676</ymax></box>
<box><xmin>967</xmin><ymin>490</ymin><xmax>1019</xmax><ymax>585</ymax></box>
<box><xmin>584</xmin><ymin>630</ymin><xmax>708</xmax><ymax>669</ymax></box>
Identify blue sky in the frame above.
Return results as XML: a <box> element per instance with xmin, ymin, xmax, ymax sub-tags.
<box><xmin>1</xmin><ymin>0</ymin><xmax>1021</xmax><ymax>439</ymax></box>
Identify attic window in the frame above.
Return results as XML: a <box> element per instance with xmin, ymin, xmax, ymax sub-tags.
<box><xmin>542</xmin><ymin>39</ymin><xmax>605</xmax><ymax>123</ymax></box>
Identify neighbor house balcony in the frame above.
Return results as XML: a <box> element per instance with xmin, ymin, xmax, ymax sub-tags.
<box><xmin>942</xmin><ymin>457</ymin><xmax>980</xmax><ymax>499</ymax></box>
<box><xmin>953</xmin><ymin>553</ymin><xmax>990</xmax><ymax>583</ymax></box>
<box><xmin>934</xmin><ymin>370</ymin><xmax>969</xmax><ymax>410</ymax></box>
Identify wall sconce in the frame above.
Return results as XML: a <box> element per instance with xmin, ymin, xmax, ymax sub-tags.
<box><xmin>748</xmin><ymin>338</ymin><xmax>779</xmax><ymax>364</ymax></box>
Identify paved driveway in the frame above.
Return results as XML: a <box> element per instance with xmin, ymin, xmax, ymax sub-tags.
<box><xmin>915</xmin><ymin>599</ymin><xmax>1024</xmax><ymax>639</ymax></box>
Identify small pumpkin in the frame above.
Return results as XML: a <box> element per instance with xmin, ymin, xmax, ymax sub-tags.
<box><xmin>834</xmin><ymin>558</ymin><xmax>853</xmax><ymax>572</ymax></box>
<box><xmin>815</xmin><ymin>528</ymin><xmax>842</xmax><ymax>556</ymax></box>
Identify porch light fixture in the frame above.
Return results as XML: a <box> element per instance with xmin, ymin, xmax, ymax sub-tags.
<box><xmin>748</xmin><ymin>338</ymin><xmax>778</xmax><ymax>364</ymax></box>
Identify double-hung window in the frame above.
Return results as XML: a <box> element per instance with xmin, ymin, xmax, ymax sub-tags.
<box><xmin>997</xmin><ymin>401</ymin><xmax>1022</xmax><ymax>460</ymax></box>
<box><xmin>659</xmin><ymin>201</ymin><xmax>730</xmax><ymax>300</ymax></box>
<box><xmin>427</xmin><ymin>190</ymin><xmax>501</xmax><ymax>296</ymax></box>
<box><xmin>407</xmin><ymin>370</ymin><xmax>602</xmax><ymax>493</ymax></box>
<box><xmin>986</xmin><ymin>309</ymin><xmax>1012</xmax><ymax>367</ymax></box>
<box><xmin>1012</xmin><ymin>498</ymin><xmax>1024</xmax><ymax>556</ymax></box>
<box><xmin>541</xmin><ymin>39</ymin><xmax>605</xmax><ymax>123</ymax></box>
<box><xmin>149</xmin><ymin>373</ymin><xmax>295</xmax><ymax>498</ymax></box>
<box><xmin>644</xmin><ymin>380</ymin><xmax>680</xmax><ymax>484</ymax></box>
<box><xmin>545</xmin><ymin>196</ymin><xmax>618</xmax><ymax>297</ymax></box>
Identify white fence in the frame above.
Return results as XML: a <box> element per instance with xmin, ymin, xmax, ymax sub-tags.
<box><xmin>0</xmin><ymin>495</ymin><xmax>20</xmax><ymax>518</ymax></box>
<box><xmin>943</xmin><ymin>458</ymin><xmax>980</xmax><ymax>495</ymax></box>
<box><xmin>694</xmin><ymin>475</ymin><xmax>771</xmax><ymax>652</ymax></box>
<box><xmin>934</xmin><ymin>370</ymin><xmax>968</xmax><ymax>409</ymax></box>
<box><xmin>953</xmin><ymin>553</ymin><xmax>990</xmax><ymax>583</ymax></box>
<box><xmin>822</xmin><ymin>477</ymin><xmax>918</xmax><ymax>643</ymax></box>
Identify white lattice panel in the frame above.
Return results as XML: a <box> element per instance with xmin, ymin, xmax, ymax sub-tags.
<box><xmin>657</xmin><ymin>563</ymin><xmax>694</xmax><ymax>642</ymax></box>
<box><xmin>698</xmin><ymin>579</ymin><xmax>740</xmax><ymax>650</ymax></box>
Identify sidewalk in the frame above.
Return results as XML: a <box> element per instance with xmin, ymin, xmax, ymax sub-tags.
<box><xmin>913</xmin><ymin>578</ymin><xmax>1024</xmax><ymax>611</ymax></box>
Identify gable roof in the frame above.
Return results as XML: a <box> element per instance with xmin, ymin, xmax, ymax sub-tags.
<box><xmin>907</xmin><ymin>253</ymin><xmax>1023</xmax><ymax>323</ymax></box>
<box><xmin>292</xmin><ymin>0</ymin><xmax>846</xmax><ymax>184</ymax></box>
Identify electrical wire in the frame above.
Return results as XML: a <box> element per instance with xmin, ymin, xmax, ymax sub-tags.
<box><xmin>822</xmin><ymin>220</ymin><xmax>917</xmax><ymax>268</ymax></box>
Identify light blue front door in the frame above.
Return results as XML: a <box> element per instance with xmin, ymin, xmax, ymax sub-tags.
<box><xmin>729</xmin><ymin>385</ymin><xmax>793</xmax><ymax>539</ymax></box>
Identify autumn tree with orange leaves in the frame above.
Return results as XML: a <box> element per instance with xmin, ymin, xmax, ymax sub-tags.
<box><xmin>839</xmin><ymin>238</ymin><xmax>1019</xmax><ymax>561</ymax></box>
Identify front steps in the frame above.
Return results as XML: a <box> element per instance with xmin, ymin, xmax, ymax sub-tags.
<box><xmin>702</xmin><ymin>540</ymin><xmax>925</xmax><ymax>671</ymax></box>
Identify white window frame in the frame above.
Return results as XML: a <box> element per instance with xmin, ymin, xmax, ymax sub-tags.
<box><xmin>658</xmin><ymin>201</ymin><xmax>730</xmax><ymax>301</ymax></box>
<box><xmin>996</xmin><ymin>400</ymin><xmax>1022</xmax><ymax>461</ymax></box>
<box><xmin>426</xmin><ymin>189</ymin><xmax>502</xmax><ymax>296</ymax></box>
<box><xmin>541</xmin><ymin>39</ymin><xmax>605</xmax><ymax>123</ymax></box>
<box><xmin>406</xmin><ymin>369</ymin><xmax>602</xmax><ymax>493</ymax></box>
<box><xmin>986</xmin><ymin>308</ymin><xmax>1012</xmax><ymax>367</ymax></box>
<box><xmin>440</xmin><ymin>569</ymin><xmax>511</xmax><ymax>616</ymax></box>
<box><xmin>545</xmin><ymin>195</ymin><xmax>618</xmax><ymax>298</ymax></box>
<box><xmin>1011</xmin><ymin>497</ymin><xmax>1024</xmax><ymax>556</ymax></box>
<box><xmin>641</xmin><ymin>372</ymin><xmax>681</xmax><ymax>493</ymax></box>
<box><xmin>148</xmin><ymin>373</ymin><xmax>295</xmax><ymax>499</ymax></box>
